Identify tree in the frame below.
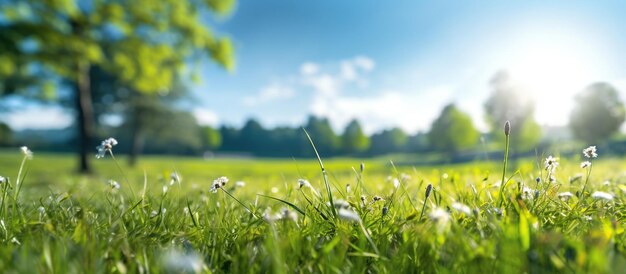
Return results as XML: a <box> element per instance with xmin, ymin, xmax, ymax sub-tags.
<box><xmin>368</xmin><ymin>128</ymin><xmax>408</xmax><ymax>155</ymax></box>
<box><xmin>238</xmin><ymin>119</ymin><xmax>267</xmax><ymax>153</ymax></box>
<box><xmin>303</xmin><ymin>116</ymin><xmax>339</xmax><ymax>156</ymax></box>
<box><xmin>0</xmin><ymin>0</ymin><xmax>235</xmax><ymax>173</ymax></box>
<box><xmin>570</xmin><ymin>82</ymin><xmax>626</xmax><ymax>144</ymax></box>
<box><xmin>341</xmin><ymin>119</ymin><xmax>370</xmax><ymax>154</ymax></box>
<box><xmin>428</xmin><ymin>103</ymin><xmax>479</xmax><ymax>153</ymax></box>
<box><xmin>0</xmin><ymin>122</ymin><xmax>12</xmax><ymax>146</ymax></box>
<box><xmin>89</xmin><ymin>66</ymin><xmax>192</xmax><ymax>166</ymax></box>
<box><xmin>201</xmin><ymin>126</ymin><xmax>222</xmax><ymax>151</ymax></box>
<box><xmin>484</xmin><ymin>71</ymin><xmax>541</xmax><ymax>151</ymax></box>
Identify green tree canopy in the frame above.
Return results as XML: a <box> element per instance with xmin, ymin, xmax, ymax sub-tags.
<box><xmin>0</xmin><ymin>122</ymin><xmax>12</xmax><ymax>146</ymax></box>
<box><xmin>484</xmin><ymin>71</ymin><xmax>541</xmax><ymax>151</ymax></box>
<box><xmin>569</xmin><ymin>82</ymin><xmax>625</xmax><ymax>144</ymax></box>
<box><xmin>201</xmin><ymin>126</ymin><xmax>222</xmax><ymax>151</ymax></box>
<box><xmin>368</xmin><ymin>127</ymin><xmax>408</xmax><ymax>155</ymax></box>
<box><xmin>303</xmin><ymin>116</ymin><xmax>339</xmax><ymax>156</ymax></box>
<box><xmin>428</xmin><ymin>103</ymin><xmax>479</xmax><ymax>153</ymax></box>
<box><xmin>341</xmin><ymin>119</ymin><xmax>370</xmax><ymax>154</ymax></box>
<box><xmin>0</xmin><ymin>0</ymin><xmax>236</xmax><ymax>172</ymax></box>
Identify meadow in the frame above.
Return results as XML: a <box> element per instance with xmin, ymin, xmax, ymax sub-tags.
<box><xmin>0</xmin><ymin>141</ymin><xmax>625</xmax><ymax>273</ymax></box>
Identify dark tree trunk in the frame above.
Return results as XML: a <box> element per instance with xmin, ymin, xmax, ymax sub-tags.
<box><xmin>76</xmin><ymin>61</ymin><xmax>94</xmax><ymax>174</ymax></box>
<box><xmin>128</xmin><ymin>104</ymin><xmax>146</xmax><ymax>167</ymax></box>
<box><xmin>128</xmin><ymin>126</ymin><xmax>144</xmax><ymax>167</ymax></box>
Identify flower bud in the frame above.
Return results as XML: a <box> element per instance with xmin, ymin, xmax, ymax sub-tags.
<box><xmin>504</xmin><ymin>121</ymin><xmax>511</xmax><ymax>136</ymax></box>
<box><xmin>425</xmin><ymin>184</ymin><xmax>433</xmax><ymax>199</ymax></box>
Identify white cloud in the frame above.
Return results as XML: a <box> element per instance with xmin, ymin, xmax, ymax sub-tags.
<box><xmin>192</xmin><ymin>108</ymin><xmax>219</xmax><ymax>126</ymax></box>
<box><xmin>300</xmin><ymin>56</ymin><xmax>377</xmax><ymax>97</ymax></box>
<box><xmin>1</xmin><ymin>106</ymin><xmax>73</xmax><ymax>130</ymax></box>
<box><xmin>300</xmin><ymin>62</ymin><xmax>320</xmax><ymax>75</ymax></box>
<box><xmin>311</xmin><ymin>87</ymin><xmax>454</xmax><ymax>134</ymax></box>
<box><xmin>243</xmin><ymin>83</ymin><xmax>295</xmax><ymax>106</ymax></box>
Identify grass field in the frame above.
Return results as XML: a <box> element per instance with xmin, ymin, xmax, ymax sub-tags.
<box><xmin>0</xmin><ymin>145</ymin><xmax>625</xmax><ymax>273</ymax></box>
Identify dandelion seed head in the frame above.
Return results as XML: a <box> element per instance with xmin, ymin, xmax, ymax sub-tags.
<box><xmin>95</xmin><ymin>138</ymin><xmax>118</xmax><ymax>159</ymax></box>
<box><xmin>20</xmin><ymin>146</ymin><xmax>33</xmax><ymax>159</ymax></box>
<box><xmin>583</xmin><ymin>146</ymin><xmax>598</xmax><ymax>158</ymax></box>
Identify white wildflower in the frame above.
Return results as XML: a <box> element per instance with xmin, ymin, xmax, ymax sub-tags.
<box><xmin>95</xmin><ymin>138</ymin><xmax>118</xmax><ymax>159</ymax></box>
<box><xmin>583</xmin><ymin>146</ymin><xmax>598</xmax><ymax>158</ymax></box>
<box><xmin>591</xmin><ymin>191</ymin><xmax>613</xmax><ymax>201</ymax></box>
<box><xmin>162</xmin><ymin>249</ymin><xmax>204</xmax><ymax>273</ymax></box>
<box><xmin>162</xmin><ymin>185</ymin><xmax>168</xmax><ymax>194</ymax></box>
<box><xmin>209</xmin><ymin>176</ymin><xmax>228</xmax><ymax>193</ymax></box>
<box><xmin>558</xmin><ymin>192</ymin><xmax>574</xmax><ymax>198</ymax></box>
<box><xmin>580</xmin><ymin>161</ymin><xmax>591</xmax><ymax>169</ymax></box>
<box><xmin>0</xmin><ymin>176</ymin><xmax>5</xmax><ymax>184</ymax></box>
<box><xmin>38</xmin><ymin>206</ymin><xmax>46</xmax><ymax>215</ymax></box>
<box><xmin>451</xmin><ymin>202</ymin><xmax>472</xmax><ymax>216</ymax></box>
<box><xmin>544</xmin><ymin>156</ymin><xmax>559</xmax><ymax>173</ymax></box>
<box><xmin>235</xmin><ymin>181</ymin><xmax>246</xmax><ymax>188</ymax></box>
<box><xmin>298</xmin><ymin>179</ymin><xmax>311</xmax><ymax>188</ymax></box>
<box><xmin>108</xmin><ymin>180</ymin><xmax>121</xmax><ymax>190</ymax></box>
<box><xmin>20</xmin><ymin>146</ymin><xmax>33</xmax><ymax>159</ymax></box>
<box><xmin>442</xmin><ymin>173</ymin><xmax>449</xmax><ymax>179</ymax></box>
<box><xmin>429</xmin><ymin>207</ymin><xmax>451</xmax><ymax>232</ymax></box>
<box><xmin>298</xmin><ymin>179</ymin><xmax>321</xmax><ymax>197</ymax></box>
<box><xmin>521</xmin><ymin>187</ymin><xmax>535</xmax><ymax>200</ymax></box>
<box><xmin>558</xmin><ymin>192</ymin><xmax>574</xmax><ymax>201</ymax></box>
<box><xmin>400</xmin><ymin>173</ymin><xmax>411</xmax><ymax>181</ymax></box>
<box><xmin>271</xmin><ymin>187</ymin><xmax>279</xmax><ymax>193</ymax></box>
<box><xmin>393</xmin><ymin>178</ymin><xmax>400</xmax><ymax>189</ymax></box>
<box><xmin>170</xmin><ymin>172</ymin><xmax>181</xmax><ymax>185</ymax></box>
<box><xmin>150</xmin><ymin>210</ymin><xmax>158</xmax><ymax>218</ymax></box>
<box><xmin>329</xmin><ymin>199</ymin><xmax>351</xmax><ymax>209</ymax></box>
<box><xmin>338</xmin><ymin>208</ymin><xmax>361</xmax><ymax>222</ymax></box>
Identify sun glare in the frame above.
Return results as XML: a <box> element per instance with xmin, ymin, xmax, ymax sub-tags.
<box><xmin>504</xmin><ymin>28</ymin><xmax>606</xmax><ymax>126</ymax></box>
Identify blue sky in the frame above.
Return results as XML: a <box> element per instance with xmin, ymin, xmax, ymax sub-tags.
<box><xmin>5</xmin><ymin>0</ymin><xmax>626</xmax><ymax>134</ymax></box>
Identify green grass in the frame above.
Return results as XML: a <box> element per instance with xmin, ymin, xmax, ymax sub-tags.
<box><xmin>0</xmin><ymin>148</ymin><xmax>625</xmax><ymax>273</ymax></box>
